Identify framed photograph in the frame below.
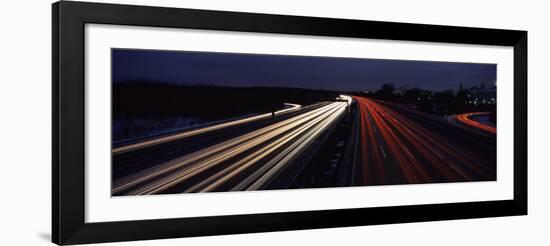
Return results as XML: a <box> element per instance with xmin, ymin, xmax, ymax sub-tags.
<box><xmin>52</xmin><ymin>1</ymin><xmax>527</xmax><ymax>245</ymax></box>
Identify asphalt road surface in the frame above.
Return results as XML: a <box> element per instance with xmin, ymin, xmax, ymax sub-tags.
<box><xmin>112</xmin><ymin>96</ymin><xmax>351</xmax><ymax>195</ymax></box>
<box><xmin>348</xmin><ymin>97</ymin><xmax>496</xmax><ymax>186</ymax></box>
<box><xmin>112</xmin><ymin>95</ymin><xmax>496</xmax><ymax>196</ymax></box>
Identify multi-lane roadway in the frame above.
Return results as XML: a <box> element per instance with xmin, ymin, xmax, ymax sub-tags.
<box><xmin>113</xmin><ymin>96</ymin><xmax>351</xmax><ymax>195</ymax></box>
<box><xmin>349</xmin><ymin>97</ymin><xmax>496</xmax><ymax>186</ymax></box>
<box><xmin>112</xmin><ymin>95</ymin><xmax>496</xmax><ymax>195</ymax></box>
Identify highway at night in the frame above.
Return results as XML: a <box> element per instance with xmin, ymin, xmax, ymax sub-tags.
<box><xmin>112</xmin><ymin>95</ymin><xmax>496</xmax><ymax>196</ymax></box>
<box><xmin>112</xmin><ymin>96</ymin><xmax>351</xmax><ymax>195</ymax></box>
<box><xmin>347</xmin><ymin>97</ymin><xmax>496</xmax><ymax>186</ymax></box>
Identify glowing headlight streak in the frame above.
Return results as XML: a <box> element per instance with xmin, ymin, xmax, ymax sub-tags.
<box><xmin>112</xmin><ymin>103</ymin><xmax>302</xmax><ymax>155</ymax></box>
<box><xmin>187</xmin><ymin>102</ymin><xmax>347</xmax><ymax>192</ymax></box>
<box><xmin>113</xmin><ymin>101</ymin><xmax>344</xmax><ymax>195</ymax></box>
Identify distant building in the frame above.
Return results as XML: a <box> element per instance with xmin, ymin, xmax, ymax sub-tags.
<box><xmin>466</xmin><ymin>87</ymin><xmax>496</xmax><ymax>105</ymax></box>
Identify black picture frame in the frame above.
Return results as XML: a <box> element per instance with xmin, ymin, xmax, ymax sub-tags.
<box><xmin>52</xmin><ymin>1</ymin><xmax>527</xmax><ymax>245</ymax></box>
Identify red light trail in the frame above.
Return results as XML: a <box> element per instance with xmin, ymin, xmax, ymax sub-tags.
<box><xmin>353</xmin><ymin>96</ymin><xmax>494</xmax><ymax>185</ymax></box>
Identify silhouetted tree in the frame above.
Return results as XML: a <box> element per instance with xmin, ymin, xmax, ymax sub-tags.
<box><xmin>376</xmin><ymin>83</ymin><xmax>396</xmax><ymax>100</ymax></box>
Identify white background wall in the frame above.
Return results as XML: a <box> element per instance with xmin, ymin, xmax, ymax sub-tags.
<box><xmin>0</xmin><ymin>0</ymin><xmax>547</xmax><ymax>245</ymax></box>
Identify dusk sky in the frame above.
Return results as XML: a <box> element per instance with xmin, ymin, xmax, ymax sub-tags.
<box><xmin>112</xmin><ymin>49</ymin><xmax>496</xmax><ymax>92</ymax></box>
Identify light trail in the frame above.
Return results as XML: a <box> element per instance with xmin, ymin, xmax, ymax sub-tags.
<box><xmin>353</xmin><ymin>96</ymin><xmax>494</xmax><ymax>185</ymax></box>
<box><xmin>367</xmin><ymin>100</ymin><xmax>468</xmax><ymax>180</ymax></box>
<box><xmin>356</xmin><ymin>98</ymin><xmax>385</xmax><ymax>184</ymax></box>
<box><xmin>112</xmin><ymin>103</ymin><xmax>302</xmax><ymax>155</ymax></box>
<box><xmin>191</xmin><ymin>99</ymin><xmax>347</xmax><ymax>192</ymax></box>
<box><xmin>113</xmin><ymin>102</ymin><xmax>334</xmax><ymax>194</ymax></box>
<box><xmin>455</xmin><ymin>112</ymin><xmax>496</xmax><ymax>134</ymax></box>
<box><xmin>239</xmin><ymin>96</ymin><xmax>351</xmax><ymax>190</ymax></box>
<box><xmin>113</xmin><ymin>97</ymin><xmax>350</xmax><ymax>195</ymax></box>
<box><xmin>375</xmin><ymin>103</ymin><xmax>490</xmax><ymax>179</ymax></box>
<box><xmin>112</xmin><ymin>95</ymin><xmax>494</xmax><ymax>194</ymax></box>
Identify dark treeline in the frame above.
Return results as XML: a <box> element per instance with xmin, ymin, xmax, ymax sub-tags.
<box><xmin>358</xmin><ymin>83</ymin><xmax>496</xmax><ymax>122</ymax></box>
<box><xmin>113</xmin><ymin>81</ymin><xmax>339</xmax><ymax>121</ymax></box>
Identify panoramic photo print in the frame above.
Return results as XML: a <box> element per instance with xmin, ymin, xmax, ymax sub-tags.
<box><xmin>111</xmin><ymin>49</ymin><xmax>497</xmax><ymax>196</ymax></box>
